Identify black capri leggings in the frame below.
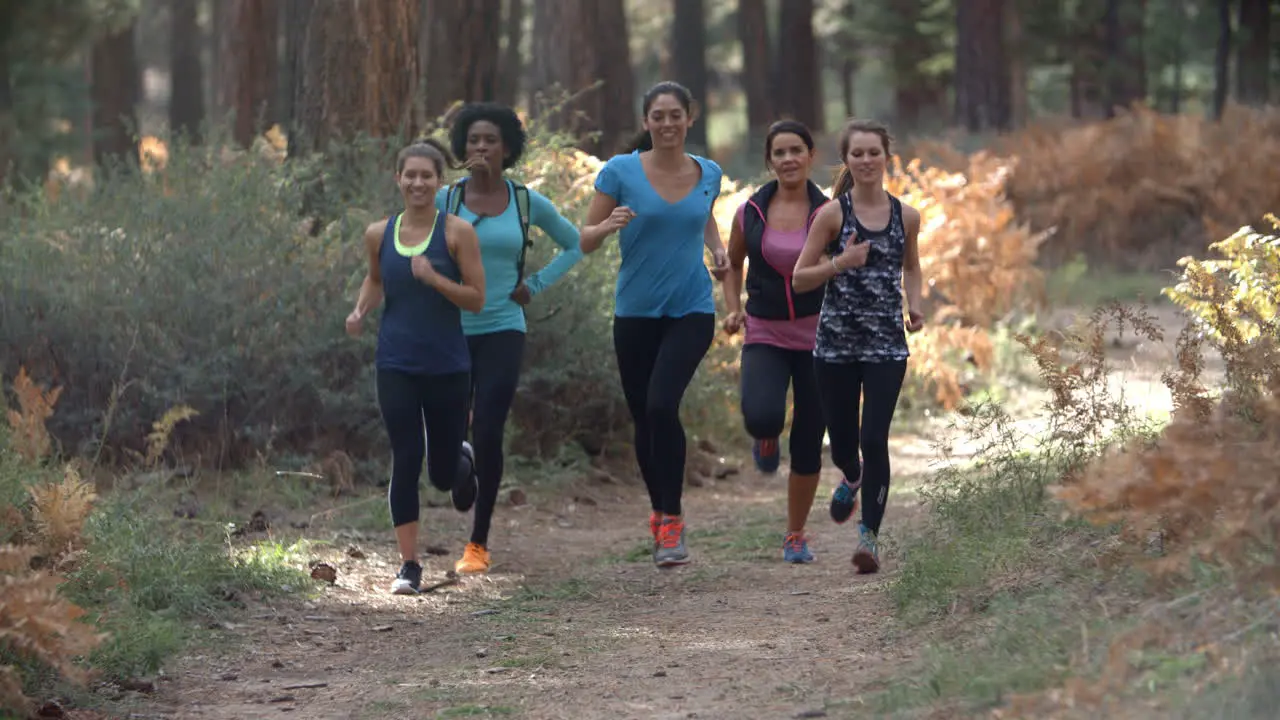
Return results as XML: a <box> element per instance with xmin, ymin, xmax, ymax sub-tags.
<box><xmin>465</xmin><ymin>330</ymin><xmax>526</xmax><ymax>547</ymax></box>
<box><xmin>613</xmin><ymin>313</ymin><xmax>716</xmax><ymax>517</ymax></box>
<box><xmin>376</xmin><ymin>369</ymin><xmax>470</xmax><ymax>527</ymax></box>
<box><xmin>740</xmin><ymin>343</ymin><xmax>825</xmax><ymax>475</ymax></box>
<box><xmin>813</xmin><ymin>358</ymin><xmax>907</xmax><ymax>535</ymax></box>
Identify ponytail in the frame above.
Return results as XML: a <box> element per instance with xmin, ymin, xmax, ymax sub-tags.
<box><xmin>625</xmin><ymin>129</ymin><xmax>654</xmax><ymax>153</ymax></box>
<box><xmin>832</xmin><ymin>166</ymin><xmax>853</xmax><ymax>196</ymax></box>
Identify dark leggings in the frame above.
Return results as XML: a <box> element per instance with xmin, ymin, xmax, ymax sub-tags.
<box><xmin>465</xmin><ymin>330</ymin><xmax>526</xmax><ymax>547</ymax></box>
<box><xmin>740</xmin><ymin>343</ymin><xmax>825</xmax><ymax>475</ymax></box>
<box><xmin>613</xmin><ymin>313</ymin><xmax>716</xmax><ymax>517</ymax></box>
<box><xmin>376</xmin><ymin>369</ymin><xmax>470</xmax><ymax>527</ymax></box>
<box><xmin>813</xmin><ymin>358</ymin><xmax>907</xmax><ymax>534</ymax></box>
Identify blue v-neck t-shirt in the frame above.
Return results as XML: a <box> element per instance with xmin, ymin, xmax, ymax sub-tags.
<box><xmin>593</xmin><ymin>151</ymin><xmax>722</xmax><ymax>319</ymax></box>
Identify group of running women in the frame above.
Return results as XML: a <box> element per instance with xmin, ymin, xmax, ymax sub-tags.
<box><xmin>345</xmin><ymin>81</ymin><xmax>925</xmax><ymax>594</ymax></box>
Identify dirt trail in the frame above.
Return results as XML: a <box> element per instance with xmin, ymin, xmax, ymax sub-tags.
<box><xmin>126</xmin><ymin>438</ymin><xmax>944</xmax><ymax>720</ymax></box>
<box><xmin>118</xmin><ymin>304</ymin><xmax>1203</xmax><ymax>720</ymax></box>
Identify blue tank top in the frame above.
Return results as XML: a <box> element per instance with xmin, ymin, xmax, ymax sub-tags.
<box><xmin>375</xmin><ymin>211</ymin><xmax>470</xmax><ymax>375</ymax></box>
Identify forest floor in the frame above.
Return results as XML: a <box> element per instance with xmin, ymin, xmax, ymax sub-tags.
<box><xmin>67</xmin><ymin>303</ymin><xmax>1228</xmax><ymax>720</ymax></box>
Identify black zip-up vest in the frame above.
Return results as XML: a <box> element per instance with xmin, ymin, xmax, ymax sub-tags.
<box><xmin>742</xmin><ymin>179</ymin><xmax>830</xmax><ymax>321</ymax></box>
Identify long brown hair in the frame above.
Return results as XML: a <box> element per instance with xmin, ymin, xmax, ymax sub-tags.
<box><xmin>831</xmin><ymin>119</ymin><xmax>894</xmax><ymax>197</ymax></box>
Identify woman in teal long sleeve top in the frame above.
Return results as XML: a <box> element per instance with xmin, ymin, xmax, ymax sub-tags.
<box><xmin>437</xmin><ymin>102</ymin><xmax>584</xmax><ymax>575</ymax></box>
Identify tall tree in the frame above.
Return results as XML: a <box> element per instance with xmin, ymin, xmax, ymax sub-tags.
<box><xmin>1103</xmin><ymin>0</ymin><xmax>1146</xmax><ymax>116</ymax></box>
<box><xmin>91</xmin><ymin>18</ymin><xmax>140</xmax><ymax>166</ymax></box>
<box><xmin>1006</xmin><ymin>0</ymin><xmax>1028</xmax><ymax>128</ymax></box>
<box><xmin>279</xmin><ymin>0</ymin><xmax>307</xmax><ymax>139</ymax></box>
<box><xmin>671</xmin><ymin>0</ymin><xmax>709</xmax><ymax>153</ymax></box>
<box><xmin>362</xmin><ymin>0</ymin><xmax>420</xmax><ymax>138</ymax></box>
<box><xmin>1213</xmin><ymin>0</ymin><xmax>1232</xmax><ymax>119</ymax></box>
<box><xmin>887</xmin><ymin>0</ymin><xmax>948</xmax><ymax>131</ymax></box>
<box><xmin>422</xmin><ymin>0</ymin><xmax>501</xmax><ymax>122</ymax></box>
<box><xmin>738</xmin><ymin>0</ymin><xmax>773</xmax><ymax>145</ymax></box>
<box><xmin>955</xmin><ymin>0</ymin><xmax>1011</xmax><ymax>131</ymax></box>
<box><xmin>1235</xmin><ymin>0</ymin><xmax>1271</xmax><ymax>105</ymax></box>
<box><xmin>497</xmin><ymin>0</ymin><xmax>524</xmax><ymax>107</ymax></box>
<box><xmin>776</xmin><ymin>0</ymin><xmax>823</xmax><ymax>131</ymax></box>
<box><xmin>219</xmin><ymin>0</ymin><xmax>278</xmax><ymax>147</ymax></box>
<box><xmin>530</xmin><ymin>0</ymin><xmax>635</xmax><ymax>157</ymax></box>
<box><xmin>169</xmin><ymin>0</ymin><xmax>204</xmax><ymax>143</ymax></box>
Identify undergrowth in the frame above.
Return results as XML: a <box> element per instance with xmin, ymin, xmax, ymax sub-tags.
<box><xmin>0</xmin><ymin>370</ymin><xmax>310</xmax><ymax>717</ymax></box>
<box><xmin>884</xmin><ymin>213</ymin><xmax>1280</xmax><ymax>718</ymax></box>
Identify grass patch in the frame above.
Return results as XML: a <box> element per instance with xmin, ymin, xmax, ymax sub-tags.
<box><xmin>1045</xmin><ymin>255</ymin><xmax>1175</xmax><ymax>307</ymax></box>
<box><xmin>437</xmin><ymin>706</ymin><xmax>517</xmax><ymax>717</ymax></box>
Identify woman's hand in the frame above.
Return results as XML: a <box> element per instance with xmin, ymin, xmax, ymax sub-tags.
<box><xmin>510</xmin><ymin>283</ymin><xmax>532</xmax><ymax>306</ymax></box>
<box><xmin>345</xmin><ymin>309</ymin><xmax>363</xmax><ymax>337</ymax></box>
<box><xmin>600</xmin><ymin>206</ymin><xmax>635</xmax><ymax>235</ymax></box>
<box><xmin>722</xmin><ymin>310</ymin><xmax>744</xmax><ymax>335</ymax></box>
<box><xmin>905</xmin><ymin>308</ymin><xmax>925</xmax><ymax>333</ymax></box>
<box><xmin>410</xmin><ymin>254</ymin><xmax>438</xmax><ymax>287</ymax></box>
<box><xmin>835</xmin><ymin>237</ymin><xmax>870</xmax><ymax>271</ymax></box>
<box><xmin>710</xmin><ymin>247</ymin><xmax>729</xmax><ymax>281</ymax></box>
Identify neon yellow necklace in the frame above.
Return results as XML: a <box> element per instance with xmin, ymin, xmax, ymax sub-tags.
<box><xmin>393</xmin><ymin>209</ymin><xmax>438</xmax><ymax>257</ymax></box>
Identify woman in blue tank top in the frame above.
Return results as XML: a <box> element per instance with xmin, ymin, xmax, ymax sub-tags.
<box><xmin>345</xmin><ymin>139</ymin><xmax>487</xmax><ymax>595</ymax></box>
<box><xmin>581</xmin><ymin>80</ymin><xmax>730</xmax><ymax>569</ymax></box>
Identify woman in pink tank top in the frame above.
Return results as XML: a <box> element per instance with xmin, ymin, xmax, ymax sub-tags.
<box><xmin>722</xmin><ymin>120</ymin><xmax>831</xmax><ymax>564</ymax></box>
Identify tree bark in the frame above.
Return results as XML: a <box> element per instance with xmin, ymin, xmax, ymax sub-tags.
<box><xmin>169</xmin><ymin>0</ymin><xmax>205</xmax><ymax>143</ymax></box>
<box><xmin>776</xmin><ymin>0</ymin><xmax>823</xmax><ymax>131</ymax></box>
<box><xmin>361</xmin><ymin>0</ymin><xmax>421</xmax><ymax>139</ymax></box>
<box><xmin>1006</xmin><ymin>0</ymin><xmax>1027</xmax><ymax>129</ymax></box>
<box><xmin>1235</xmin><ymin>0</ymin><xmax>1271</xmax><ymax>106</ymax></box>
<box><xmin>955</xmin><ymin>0</ymin><xmax>1011</xmax><ymax>132</ymax></box>
<box><xmin>91</xmin><ymin>20</ymin><xmax>141</xmax><ymax>168</ymax></box>
<box><xmin>1213</xmin><ymin>0</ymin><xmax>1232</xmax><ymax>120</ymax></box>
<box><xmin>737</xmin><ymin>0</ymin><xmax>773</xmax><ymax>145</ymax></box>
<box><xmin>280</xmin><ymin>0</ymin><xmax>308</xmax><ymax>140</ymax></box>
<box><xmin>422</xmin><ymin>0</ymin><xmax>501</xmax><ymax>121</ymax></box>
<box><xmin>497</xmin><ymin>0</ymin><xmax>524</xmax><ymax>107</ymax></box>
<box><xmin>218</xmin><ymin>0</ymin><xmax>278</xmax><ymax>147</ymax></box>
<box><xmin>530</xmin><ymin>0</ymin><xmax>634</xmax><ymax>157</ymax></box>
<box><xmin>1103</xmin><ymin>0</ymin><xmax>1146</xmax><ymax>116</ymax></box>
<box><xmin>671</xmin><ymin>0</ymin><xmax>709</xmax><ymax>153</ymax></box>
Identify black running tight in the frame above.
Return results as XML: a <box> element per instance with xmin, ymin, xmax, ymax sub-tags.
<box><xmin>376</xmin><ymin>369</ymin><xmax>470</xmax><ymax>527</ymax></box>
<box><xmin>465</xmin><ymin>330</ymin><xmax>526</xmax><ymax>547</ymax></box>
<box><xmin>613</xmin><ymin>313</ymin><xmax>716</xmax><ymax>517</ymax></box>
<box><xmin>740</xmin><ymin>343</ymin><xmax>825</xmax><ymax>475</ymax></box>
<box><xmin>813</xmin><ymin>359</ymin><xmax>907</xmax><ymax>534</ymax></box>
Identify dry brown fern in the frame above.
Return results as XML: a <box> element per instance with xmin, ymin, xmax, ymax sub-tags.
<box><xmin>0</xmin><ymin>544</ymin><xmax>105</xmax><ymax>714</ymax></box>
<box><xmin>4</xmin><ymin>367</ymin><xmax>62</xmax><ymax>464</ymax></box>
<box><xmin>27</xmin><ymin>465</ymin><xmax>97</xmax><ymax>560</ymax></box>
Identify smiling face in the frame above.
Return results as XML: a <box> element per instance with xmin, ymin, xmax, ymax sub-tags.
<box><xmin>843</xmin><ymin>130</ymin><xmax>889</xmax><ymax>185</ymax></box>
<box><xmin>464</xmin><ymin>119</ymin><xmax>505</xmax><ymax>174</ymax></box>
<box><xmin>396</xmin><ymin>155</ymin><xmax>441</xmax><ymax>209</ymax></box>
<box><xmin>643</xmin><ymin>92</ymin><xmax>693</xmax><ymax>150</ymax></box>
<box><xmin>767</xmin><ymin>132</ymin><xmax>815</xmax><ymax>187</ymax></box>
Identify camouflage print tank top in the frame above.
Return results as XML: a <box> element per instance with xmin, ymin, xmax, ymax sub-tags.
<box><xmin>813</xmin><ymin>191</ymin><xmax>910</xmax><ymax>364</ymax></box>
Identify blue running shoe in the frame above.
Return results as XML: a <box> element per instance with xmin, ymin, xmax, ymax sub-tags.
<box><xmin>829</xmin><ymin>474</ymin><xmax>861</xmax><ymax>524</ymax></box>
<box><xmin>852</xmin><ymin>523</ymin><xmax>880</xmax><ymax>574</ymax></box>
<box><xmin>783</xmin><ymin>531</ymin><xmax>815</xmax><ymax>564</ymax></box>
<box><xmin>753</xmin><ymin>437</ymin><xmax>781</xmax><ymax>474</ymax></box>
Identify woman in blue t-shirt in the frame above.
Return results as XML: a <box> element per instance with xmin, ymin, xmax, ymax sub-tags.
<box><xmin>345</xmin><ymin>139</ymin><xmax>486</xmax><ymax>595</ymax></box>
<box><xmin>581</xmin><ymin>80</ymin><xmax>729</xmax><ymax>568</ymax></box>
<box><xmin>436</xmin><ymin>102</ymin><xmax>584</xmax><ymax>576</ymax></box>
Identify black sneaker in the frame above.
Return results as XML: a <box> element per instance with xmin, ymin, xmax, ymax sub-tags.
<box><xmin>451</xmin><ymin>441</ymin><xmax>478</xmax><ymax>512</ymax></box>
<box><xmin>390</xmin><ymin>560</ymin><xmax>422</xmax><ymax>595</ymax></box>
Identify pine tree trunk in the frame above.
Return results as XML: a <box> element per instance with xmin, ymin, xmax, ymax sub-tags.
<box><xmin>497</xmin><ymin>0</ymin><xmax>524</xmax><ymax>107</ymax></box>
<box><xmin>671</xmin><ymin>0</ymin><xmax>709</xmax><ymax>153</ymax></box>
<box><xmin>169</xmin><ymin>0</ymin><xmax>205</xmax><ymax>143</ymax></box>
<box><xmin>955</xmin><ymin>0</ymin><xmax>1011</xmax><ymax>131</ymax></box>
<box><xmin>220</xmin><ymin>0</ymin><xmax>278</xmax><ymax>148</ymax></box>
<box><xmin>361</xmin><ymin>0</ymin><xmax>420</xmax><ymax>139</ymax></box>
<box><xmin>776</xmin><ymin>0</ymin><xmax>823</xmax><ymax>131</ymax></box>
<box><xmin>422</xmin><ymin>0</ymin><xmax>501</xmax><ymax>121</ymax></box>
<box><xmin>1235</xmin><ymin>0</ymin><xmax>1271</xmax><ymax>106</ymax></box>
<box><xmin>1213</xmin><ymin>0</ymin><xmax>1232</xmax><ymax>119</ymax></box>
<box><xmin>1103</xmin><ymin>0</ymin><xmax>1146</xmax><ymax>116</ymax></box>
<box><xmin>737</xmin><ymin>0</ymin><xmax>773</xmax><ymax>148</ymax></box>
<box><xmin>91</xmin><ymin>20</ymin><xmax>141</xmax><ymax>167</ymax></box>
<box><xmin>593</xmin><ymin>0</ymin><xmax>636</xmax><ymax>156</ymax></box>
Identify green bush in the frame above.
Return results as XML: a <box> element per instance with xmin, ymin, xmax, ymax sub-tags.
<box><xmin>0</xmin><ymin>120</ymin><xmax>739</xmax><ymax>470</ymax></box>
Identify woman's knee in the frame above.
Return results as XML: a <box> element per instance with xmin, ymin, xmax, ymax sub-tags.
<box><xmin>742</xmin><ymin>402</ymin><xmax>786</xmax><ymax>440</ymax></box>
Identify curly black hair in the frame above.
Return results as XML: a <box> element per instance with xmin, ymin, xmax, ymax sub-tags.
<box><xmin>448</xmin><ymin>102</ymin><xmax>528</xmax><ymax>170</ymax></box>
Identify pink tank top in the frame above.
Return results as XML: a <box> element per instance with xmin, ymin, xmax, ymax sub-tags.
<box><xmin>736</xmin><ymin>203</ymin><xmax>819</xmax><ymax>352</ymax></box>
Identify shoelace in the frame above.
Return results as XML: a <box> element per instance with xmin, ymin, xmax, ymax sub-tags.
<box><xmin>784</xmin><ymin>533</ymin><xmax>806</xmax><ymax>553</ymax></box>
<box><xmin>658</xmin><ymin>520</ymin><xmax>684</xmax><ymax>549</ymax></box>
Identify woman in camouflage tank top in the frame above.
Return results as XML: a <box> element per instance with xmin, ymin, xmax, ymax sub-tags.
<box><xmin>791</xmin><ymin>119</ymin><xmax>925</xmax><ymax>574</ymax></box>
